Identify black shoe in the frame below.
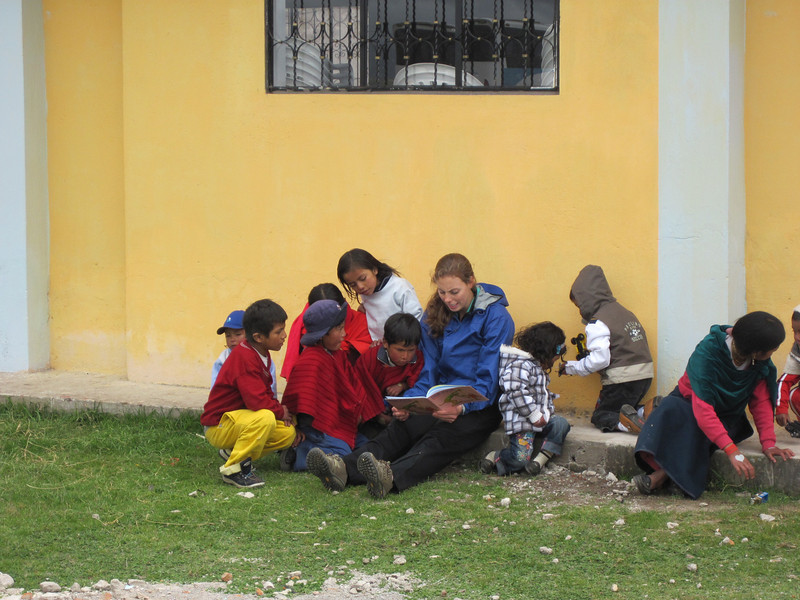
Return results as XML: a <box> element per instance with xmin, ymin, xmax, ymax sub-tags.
<box><xmin>479</xmin><ymin>450</ymin><xmax>500</xmax><ymax>474</ymax></box>
<box><xmin>619</xmin><ymin>404</ymin><xmax>645</xmax><ymax>434</ymax></box>
<box><xmin>786</xmin><ymin>421</ymin><xmax>800</xmax><ymax>438</ymax></box>
<box><xmin>632</xmin><ymin>473</ymin><xmax>652</xmax><ymax>495</ymax></box>
<box><xmin>279</xmin><ymin>447</ymin><xmax>296</xmax><ymax>472</ymax></box>
<box><xmin>525</xmin><ymin>460</ymin><xmax>542</xmax><ymax>476</ymax></box>
<box><xmin>221</xmin><ymin>458</ymin><xmax>265</xmax><ymax>489</ymax></box>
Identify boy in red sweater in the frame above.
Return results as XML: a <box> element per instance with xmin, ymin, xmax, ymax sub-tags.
<box><xmin>201</xmin><ymin>299</ymin><xmax>296</xmax><ymax>488</ymax></box>
<box><xmin>356</xmin><ymin>313</ymin><xmax>424</xmax><ymax>420</ymax></box>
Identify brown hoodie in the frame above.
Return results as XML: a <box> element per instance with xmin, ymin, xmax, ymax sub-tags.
<box><xmin>570</xmin><ymin>265</ymin><xmax>653</xmax><ymax>385</ymax></box>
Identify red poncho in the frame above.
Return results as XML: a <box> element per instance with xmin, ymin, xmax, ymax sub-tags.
<box><xmin>355</xmin><ymin>344</ymin><xmax>425</xmax><ymax>403</ymax></box>
<box><xmin>283</xmin><ymin>346</ymin><xmax>384</xmax><ymax>448</ymax></box>
<box><xmin>281</xmin><ymin>304</ymin><xmax>371</xmax><ymax>379</ymax></box>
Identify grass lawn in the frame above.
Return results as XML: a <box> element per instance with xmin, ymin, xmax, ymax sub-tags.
<box><xmin>1</xmin><ymin>402</ymin><xmax>798</xmax><ymax>599</ymax></box>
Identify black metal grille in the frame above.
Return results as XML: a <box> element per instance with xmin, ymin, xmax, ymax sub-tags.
<box><xmin>266</xmin><ymin>1</ymin><xmax>558</xmax><ymax>92</ymax></box>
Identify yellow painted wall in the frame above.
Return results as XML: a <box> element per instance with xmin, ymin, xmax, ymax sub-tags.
<box><xmin>45</xmin><ymin>0</ymin><xmax>659</xmax><ymax>412</ymax></box>
<box><xmin>745</xmin><ymin>1</ymin><xmax>800</xmax><ymax>366</ymax></box>
<box><xmin>43</xmin><ymin>0</ymin><xmax>127</xmax><ymax>375</ymax></box>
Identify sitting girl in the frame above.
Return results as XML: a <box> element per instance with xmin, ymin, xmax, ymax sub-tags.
<box><xmin>282</xmin><ymin>300</ymin><xmax>385</xmax><ymax>471</ymax></box>
<box><xmin>481</xmin><ymin>321</ymin><xmax>571</xmax><ymax>476</ymax></box>
<box><xmin>337</xmin><ymin>248</ymin><xmax>423</xmax><ymax>341</ymax></box>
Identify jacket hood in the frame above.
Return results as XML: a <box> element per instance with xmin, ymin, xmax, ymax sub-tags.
<box><xmin>474</xmin><ymin>282</ymin><xmax>509</xmax><ymax>312</ymax></box>
<box><xmin>570</xmin><ymin>265</ymin><xmax>615</xmax><ymax>321</ymax></box>
<box><xmin>499</xmin><ymin>344</ymin><xmax>533</xmax><ymax>371</ymax></box>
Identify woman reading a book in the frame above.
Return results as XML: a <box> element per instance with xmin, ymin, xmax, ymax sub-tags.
<box><xmin>307</xmin><ymin>252</ymin><xmax>515</xmax><ymax>498</ymax></box>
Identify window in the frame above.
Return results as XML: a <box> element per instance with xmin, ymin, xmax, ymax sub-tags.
<box><xmin>266</xmin><ymin>1</ymin><xmax>558</xmax><ymax>92</ymax></box>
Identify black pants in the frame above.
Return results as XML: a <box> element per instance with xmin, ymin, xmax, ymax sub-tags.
<box><xmin>591</xmin><ymin>378</ymin><xmax>652</xmax><ymax>432</ymax></box>
<box><xmin>342</xmin><ymin>403</ymin><xmax>502</xmax><ymax>492</ymax></box>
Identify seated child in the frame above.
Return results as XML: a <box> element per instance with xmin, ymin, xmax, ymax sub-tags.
<box><xmin>200</xmin><ymin>299</ymin><xmax>296</xmax><ymax>489</ymax></box>
<box><xmin>558</xmin><ymin>265</ymin><xmax>654</xmax><ymax>433</ymax></box>
<box><xmin>282</xmin><ymin>300</ymin><xmax>385</xmax><ymax>471</ymax></box>
<box><xmin>355</xmin><ymin>313</ymin><xmax>425</xmax><ymax>431</ymax></box>
<box><xmin>280</xmin><ymin>283</ymin><xmax>372</xmax><ymax>379</ymax></box>
<box><xmin>481</xmin><ymin>322</ymin><xmax>571</xmax><ymax>476</ymax></box>
<box><xmin>776</xmin><ymin>304</ymin><xmax>800</xmax><ymax>430</ymax></box>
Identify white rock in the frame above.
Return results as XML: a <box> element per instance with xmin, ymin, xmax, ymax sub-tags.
<box><xmin>92</xmin><ymin>580</ymin><xmax>112</xmax><ymax>591</ymax></box>
<box><xmin>405</xmin><ymin>508</ymin><xmax>415</xmax><ymax>514</ymax></box>
<box><xmin>687</xmin><ymin>563</ymin><xmax>698</xmax><ymax>572</ymax></box>
<box><xmin>462</xmin><ymin>523</ymin><xmax>471</xmax><ymax>530</ymax></box>
<box><xmin>720</xmin><ymin>537</ymin><xmax>734</xmax><ymax>546</ymax></box>
<box><xmin>611</xmin><ymin>583</ymin><xmax>619</xmax><ymax>592</ymax></box>
<box><xmin>289</xmin><ymin>571</ymin><xmax>302</xmax><ymax>577</ymax></box>
<box><xmin>500</xmin><ymin>497</ymin><xmax>511</xmax><ymax>507</ymax></box>
<box><xmin>393</xmin><ymin>555</ymin><xmax>406</xmax><ymax>565</ymax></box>
<box><xmin>39</xmin><ymin>582</ymin><xmax>61</xmax><ymax>593</ymax></box>
<box><xmin>542</xmin><ymin>514</ymin><xmax>555</xmax><ymax>520</ymax></box>
<box><xmin>263</xmin><ymin>581</ymin><xmax>275</xmax><ymax>589</ymax></box>
<box><xmin>669</xmin><ymin>579</ymin><xmax>676</xmax><ymax>584</ymax></box>
<box><xmin>699</xmin><ymin>502</ymin><xmax>708</xmax><ymax>507</ymax></box>
<box><xmin>236</xmin><ymin>491</ymin><xmax>255</xmax><ymax>499</ymax></box>
<box><xmin>552</xmin><ymin>558</ymin><xmax>559</xmax><ymax>564</ymax></box>
<box><xmin>614</xmin><ymin>519</ymin><xmax>625</xmax><ymax>526</ymax></box>
<box><xmin>491</xmin><ymin>596</ymin><xmax>500</xmax><ymax>600</ymax></box>
<box><xmin>666</xmin><ymin>522</ymin><xmax>679</xmax><ymax>529</ymax></box>
<box><xmin>0</xmin><ymin>573</ymin><xmax>14</xmax><ymax>588</ymax></box>
<box><xmin>69</xmin><ymin>583</ymin><xmax>81</xmax><ymax>593</ymax></box>
<box><xmin>539</xmin><ymin>546</ymin><xmax>553</xmax><ymax>555</ymax></box>
<box><xmin>760</xmin><ymin>513</ymin><xmax>776</xmax><ymax>522</ymax></box>
<box><xmin>606</xmin><ymin>472</ymin><xmax>618</xmax><ymax>482</ymax></box>
<box><xmin>565</xmin><ymin>535</ymin><xmax>572</xmax><ymax>541</ymax></box>
<box><xmin>741</xmin><ymin>537</ymin><xmax>749</xmax><ymax>543</ymax></box>
<box><xmin>697</xmin><ymin>583</ymin><xmax>702</xmax><ymax>588</ymax></box>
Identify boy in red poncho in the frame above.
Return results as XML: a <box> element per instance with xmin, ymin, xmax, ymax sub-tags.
<box><xmin>356</xmin><ymin>312</ymin><xmax>425</xmax><ymax>429</ymax></box>
<box><xmin>282</xmin><ymin>300</ymin><xmax>384</xmax><ymax>471</ymax></box>
<box><xmin>201</xmin><ymin>299</ymin><xmax>296</xmax><ymax>488</ymax></box>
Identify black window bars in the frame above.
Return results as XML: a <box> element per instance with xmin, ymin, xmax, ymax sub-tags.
<box><xmin>266</xmin><ymin>0</ymin><xmax>558</xmax><ymax>91</ymax></box>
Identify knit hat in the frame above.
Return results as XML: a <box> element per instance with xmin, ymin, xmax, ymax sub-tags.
<box><xmin>300</xmin><ymin>300</ymin><xmax>348</xmax><ymax>346</ymax></box>
<box><xmin>216</xmin><ymin>310</ymin><xmax>244</xmax><ymax>335</ymax></box>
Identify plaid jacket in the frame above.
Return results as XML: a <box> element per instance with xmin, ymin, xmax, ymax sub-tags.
<box><xmin>498</xmin><ymin>345</ymin><xmax>558</xmax><ymax>435</ymax></box>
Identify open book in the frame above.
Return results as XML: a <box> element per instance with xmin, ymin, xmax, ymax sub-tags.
<box><xmin>385</xmin><ymin>385</ymin><xmax>490</xmax><ymax>415</ymax></box>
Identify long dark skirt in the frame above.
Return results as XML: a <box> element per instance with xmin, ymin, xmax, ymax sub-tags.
<box><xmin>634</xmin><ymin>388</ymin><xmax>753</xmax><ymax>499</ymax></box>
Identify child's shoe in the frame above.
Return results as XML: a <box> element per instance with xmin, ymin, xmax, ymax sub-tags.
<box><xmin>218</xmin><ymin>447</ymin><xmax>232</xmax><ymax>461</ymax></box>
<box><xmin>279</xmin><ymin>447</ymin><xmax>296</xmax><ymax>472</ymax></box>
<box><xmin>307</xmin><ymin>447</ymin><xmax>347</xmax><ymax>492</ymax></box>
<box><xmin>525</xmin><ymin>460</ymin><xmax>542</xmax><ymax>476</ymax></box>
<box><xmin>619</xmin><ymin>404</ymin><xmax>645</xmax><ymax>434</ymax></box>
<box><xmin>356</xmin><ymin>452</ymin><xmax>393</xmax><ymax>499</ymax></box>
<box><xmin>221</xmin><ymin>458</ymin><xmax>265</xmax><ymax>489</ymax></box>
<box><xmin>480</xmin><ymin>450</ymin><xmax>501</xmax><ymax>474</ymax></box>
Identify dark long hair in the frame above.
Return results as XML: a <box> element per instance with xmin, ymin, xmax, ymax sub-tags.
<box><xmin>337</xmin><ymin>248</ymin><xmax>399</xmax><ymax>301</ymax></box>
<box><xmin>514</xmin><ymin>322</ymin><xmax>566</xmax><ymax>371</ymax></box>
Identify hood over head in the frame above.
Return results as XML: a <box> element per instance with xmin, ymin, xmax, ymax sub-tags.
<box><xmin>570</xmin><ymin>265</ymin><xmax>615</xmax><ymax>321</ymax></box>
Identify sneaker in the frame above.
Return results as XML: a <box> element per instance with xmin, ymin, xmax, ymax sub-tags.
<box><xmin>307</xmin><ymin>447</ymin><xmax>347</xmax><ymax>492</ymax></box>
<box><xmin>525</xmin><ymin>460</ymin><xmax>542</xmax><ymax>476</ymax></box>
<box><xmin>643</xmin><ymin>395</ymin><xmax>663</xmax><ymax>419</ymax></box>
<box><xmin>479</xmin><ymin>450</ymin><xmax>500</xmax><ymax>474</ymax></box>
<box><xmin>221</xmin><ymin>458</ymin><xmax>265</xmax><ymax>489</ymax></box>
<box><xmin>619</xmin><ymin>404</ymin><xmax>645</xmax><ymax>434</ymax></box>
<box><xmin>632</xmin><ymin>473</ymin><xmax>652</xmax><ymax>495</ymax></box>
<box><xmin>218</xmin><ymin>448</ymin><xmax>231</xmax><ymax>461</ymax></box>
<box><xmin>357</xmin><ymin>452</ymin><xmax>394</xmax><ymax>499</ymax></box>
<box><xmin>279</xmin><ymin>447</ymin><xmax>297</xmax><ymax>472</ymax></box>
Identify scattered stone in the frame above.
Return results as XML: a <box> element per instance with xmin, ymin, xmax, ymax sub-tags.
<box><xmin>741</xmin><ymin>537</ymin><xmax>749</xmax><ymax>543</ymax></box>
<box><xmin>585</xmin><ymin>470</ymin><xmax>597</xmax><ymax>477</ymax></box>
<box><xmin>770</xmin><ymin>557</ymin><xmax>784</xmax><ymax>563</ymax></box>
<box><xmin>687</xmin><ymin>563</ymin><xmax>697</xmax><ymax>572</ymax></box>
<box><xmin>92</xmin><ymin>580</ymin><xmax>112</xmax><ymax>591</ymax></box>
<box><xmin>669</xmin><ymin>579</ymin><xmax>676</xmax><ymax>584</ymax></box>
<box><xmin>542</xmin><ymin>514</ymin><xmax>555</xmax><ymax>520</ymax></box>
<box><xmin>565</xmin><ymin>535</ymin><xmax>573</xmax><ymax>541</ymax></box>
<box><xmin>500</xmin><ymin>497</ymin><xmax>511</xmax><ymax>507</ymax></box>
<box><xmin>699</xmin><ymin>502</ymin><xmax>708</xmax><ymax>507</ymax></box>
<box><xmin>39</xmin><ymin>582</ymin><xmax>61</xmax><ymax>593</ymax></box>
<box><xmin>697</xmin><ymin>583</ymin><xmax>702</xmax><ymax>589</ymax></box>
<box><xmin>263</xmin><ymin>581</ymin><xmax>275</xmax><ymax>589</ymax></box>
<box><xmin>220</xmin><ymin>573</ymin><xmax>233</xmax><ymax>583</ymax></box>
<box><xmin>614</xmin><ymin>519</ymin><xmax>625</xmax><ymax>526</ymax></box>
<box><xmin>362</xmin><ymin>558</ymin><xmax>370</xmax><ymax>564</ymax></box>
<box><xmin>406</xmin><ymin>508</ymin><xmax>415</xmax><ymax>514</ymax></box>
<box><xmin>69</xmin><ymin>583</ymin><xmax>81</xmax><ymax>593</ymax></box>
<box><xmin>539</xmin><ymin>546</ymin><xmax>553</xmax><ymax>555</ymax></box>
<box><xmin>611</xmin><ymin>583</ymin><xmax>619</xmax><ymax>592</ymax></box>
<box><xmin>0</xmin><ymin>573</ymin><xmax>15</xmax><ymax>588</ymax></box>
<box><xmin>568</xmin><ymin>462</ymin><xmax>587</xmax><ymax>473</ymax></box>
<box><xmin>393</xmin><ymin>555</ymin><xmax>406</xmax><ymax>565</ymax></box>
<box><xmin>606</xmin><ymin>472</ymin><xmax>618</xmax><ymax>482</ymax></box>
<box><xmin>760</xmin><ymin>514</ymin><xmax>776</xmax><ymax>522</ymax></box>
<box><xmin>720</xmin><ymin>537</ymin><xmax>734</xmax><ymax>546</ymax></box>
<box><xmin>666</xmin><ymin>522</ymin><xmax>679</xmax><ymax>529</ymax></box>
<box><xmin>552</xmin><ymin>558</ymin><xmax>559</xmax><ymax>564</ymax></box>
<box><xmin>462</xmin><ymin>523</ymin><xmax>471</xmax><ymax>530</ymax></box>
<box><xmin>236</xmin><ymin>491</ymin><xmax>255</xmax><ymax>499</ymax></box>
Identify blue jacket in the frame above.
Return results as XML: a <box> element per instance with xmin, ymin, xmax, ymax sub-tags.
<box><xmin>406</xmin><ymin>283</ymin><xmax>515</xmax><ymax>413</ymax></box>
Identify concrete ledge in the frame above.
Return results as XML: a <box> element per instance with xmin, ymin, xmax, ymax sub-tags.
<box><xmin>3</xmin><ymin>370</ymin><xmax>800</xmax><ymax>496</ymax></box>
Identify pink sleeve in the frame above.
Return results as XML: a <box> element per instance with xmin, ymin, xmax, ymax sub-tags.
<box><xmin>691</xmin><ymin>395</ymin><xmax>732</xmax><ymax>450</ymax></box>
<box><xmin>749</xmin><ymin>380</ymin><xmax>777</xmax><ymax>451</ymax></box>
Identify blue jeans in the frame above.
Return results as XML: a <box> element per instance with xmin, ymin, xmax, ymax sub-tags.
<box><xmin>293</xmin><ymin>427</ymin><xmax>369</xmax><ymax>471</ymax></box>
<box><xmin>497</xmin><ymin>415</ymin><xmax>571</xmax><ymax>476</ymax></box>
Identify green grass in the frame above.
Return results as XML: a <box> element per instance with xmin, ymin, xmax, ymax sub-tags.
<box><xmin>1</xmin><ymin>401</ymin><xmax>799</xmax><ymax>599</ymax></box>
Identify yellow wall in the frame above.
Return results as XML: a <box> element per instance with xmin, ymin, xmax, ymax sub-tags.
<box><xmin>44</xmin><ymin>0</ymin><xmax>127</xmax><ymax>375</ymax></box>
<box><xmin>45</xmin><ymin>0</ymin><xmax>659</xmax><ymax>412</ymax></box>
<box><xmin>745</xmin><ymin>1</ymin><xmax>800</xmax><ymax>366</ymax></box>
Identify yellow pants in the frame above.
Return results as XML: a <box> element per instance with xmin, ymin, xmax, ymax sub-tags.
<box><xmin>205</xmin><ymin>409</ymin><xmax>295</xmax><ymax>475</ymax></box>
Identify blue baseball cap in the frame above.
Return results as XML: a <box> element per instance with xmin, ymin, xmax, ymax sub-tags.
<box><xmin>300</xmin><ymin>300</ymin><xmax>348</xmax><ymax>346</ymax></box>
<box><xmin>217</xmin><ymin>310</ymin><xmax>244</xmax><ymax>335</ymax></box>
